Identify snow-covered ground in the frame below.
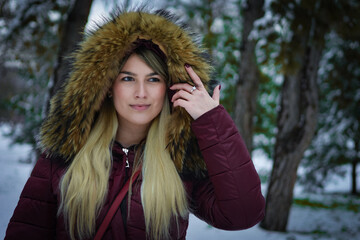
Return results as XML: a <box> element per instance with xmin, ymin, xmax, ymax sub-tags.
<box><xmin>0</xmin><ymin>124</ymin><xmax>359</xmax><ymax>240</ymax></box>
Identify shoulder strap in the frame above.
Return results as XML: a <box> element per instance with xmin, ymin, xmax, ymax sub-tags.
<box><xmin>94</xmin><ymin>168</ymin><xmax>141</xmax><ymax>240</ymax></box>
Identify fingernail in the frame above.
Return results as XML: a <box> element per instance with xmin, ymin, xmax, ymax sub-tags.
<box><xmin>219</xmin><ymin>84</ymin><xmax>222</xmax><ymax>90</ymax></box>
<box><xmin>185</xmin><ymin>63</ymin><xmax>190</xmax><ymax>68</ymax></box>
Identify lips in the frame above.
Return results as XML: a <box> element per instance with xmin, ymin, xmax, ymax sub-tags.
<box><xmin>130</xmin><ymin>104</ymin><xmax>150</xmax><ymax>111</ymax></box>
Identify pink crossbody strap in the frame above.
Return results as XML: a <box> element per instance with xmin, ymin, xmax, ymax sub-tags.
<box><xmin>94</xmin><ymin>168</ymin><xmax>141</xmax><ymax>240</ymax></box>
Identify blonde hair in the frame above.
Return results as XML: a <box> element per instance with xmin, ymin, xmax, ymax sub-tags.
<box><xmin>141</xmin><ymin>99</ymin><xmax>188</xmax><ymax>239</ymax></box>
<box><xmin>58</xmin><ymin>97</ymin><xmax>118</xmax><ymax>240</ymax></box>
<box><xmin>58</xmin><ymin>47</ymin><xmax>188</xmax><ymax>239</ymax></box>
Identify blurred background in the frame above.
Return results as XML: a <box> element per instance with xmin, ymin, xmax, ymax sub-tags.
<box><xmin>0</xmin><ymin>0</ymin><xmax>359</xmax><ymax>239</ymax></box>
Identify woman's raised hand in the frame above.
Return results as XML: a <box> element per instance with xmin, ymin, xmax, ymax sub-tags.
<box><xmin>170</xmin><ymin>64</ymin><xmax>220</xmax><ymax>120</ymax></box>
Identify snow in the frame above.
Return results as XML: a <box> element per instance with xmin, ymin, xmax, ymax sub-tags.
<box><xmin>1</xmin><ymin>124</ymin><xmax>359</xmax><ymax>239</ymax></box>
<box><xmin>0</xmin><ymin>125</ymin><xmax>32</xmax><ymax>239</ymax></box>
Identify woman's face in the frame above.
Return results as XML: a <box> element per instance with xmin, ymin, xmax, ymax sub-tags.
<box><xmin>112</xmin><ymin>53</ymin><xmax>167</xmax><ymax>129</ymax></box>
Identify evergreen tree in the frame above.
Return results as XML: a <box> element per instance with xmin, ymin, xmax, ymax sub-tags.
<box><xmin>0</xmin><ymin>0</ymin><xmax>93</xmax><ymax>160</ymax></box>
<box><xmin>165</xmin><ymin>0</ymin><xmax>241</xmax><ymax>106</ymax></box>
<box><xmin>47</xmin><ymin>0</ymin><xmax>93</xmax><ymax>114</ymax></box>
<box><xmin>165</xmin><ymin>0</ymin><xmax>278</xmax><ymax>158</ymax></box>
<box><xmin>234</xmin><ymin>0</ymin><xmax>264</xmax><ymax>152</ymax></box>
<box><xmin>0</xmin><ymin>0</ymin><xmax>73</xmax><ymax>152</ymax></box>
<box><xmin>300</xmin><ymin>35</ymin><xmax>360</xmax><ymax>195</ymax></box>
<box><xmin>261</xmin><ymin>0</ymin><xmax>360</xmax><ymax>231</ymax></box>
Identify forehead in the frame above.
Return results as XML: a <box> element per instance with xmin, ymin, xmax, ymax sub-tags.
<box><xmin>121</xmin><ymin>54</ymin><xmax>154</xmax><ymax>74</ymax></box>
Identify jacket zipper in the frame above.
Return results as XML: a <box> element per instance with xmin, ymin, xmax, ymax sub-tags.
<box><xmin>122</xmin><ymin>147</ymin><xmax>130</xmax><ymax>168</ymax></box>
<box><xmin>121</xmin><ymin>147</ymin><xmax>130</xmax><ymax>230</ymax></box>
<box><xmin>122</xmin><ymin>147</ymin><xmax>130</xmax><ymax>180</ymax></box>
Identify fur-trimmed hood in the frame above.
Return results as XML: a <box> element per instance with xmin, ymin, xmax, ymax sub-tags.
<box><xmin>39</xmin><ymin>8</ymin><xmax>216</xmax><ymax>177</ymax></box>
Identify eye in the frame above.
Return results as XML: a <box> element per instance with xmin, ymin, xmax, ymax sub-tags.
<box><xmin>149</xmin><ymin>78</ymin><xmax>159</xmax><ymax>82</ymax></box>
<box><xmin>148</xmin><ymin>77</ymin><xmax>162</xmax><ymax>82</ymax></box>
<box><xmin>121</xmin><ymin>76</ymin><xmax>134</xmax><ymax>82</ymax></box>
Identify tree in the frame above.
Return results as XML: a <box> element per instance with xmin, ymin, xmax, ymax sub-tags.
<box><xmin>234</xmin><ymin>0</ymin><xmax>264</xmax><ymax>152</ymax></box>
<box><xmin>0</xmin><ymin>0</ymin><xmax>93</xmax><ymax>158</ymax></box>
<box><xmin>300</xmin><ymin>35</ymin><xmax>360</xmax><ymax>195</ymax></box>
<box><xmin>299</xmin><ymin>0</ymin><xmax>360</xmax><ymax>195</ymax></box>
<box><xmin>261</xmin><ymin>0</ymin><xmax>327</xmax><ymax>231</ymax></box>
<box><xmin>46</xmin><ymin>0</ymin><xmax>93</xmax><ymax>113</ymax></box>
<box><xmin>165</xmin><ymin>0</ymin><xmax>243</xmax><ymax>111</ymax></box>
<box><xmin>261</xmin><ymin>0</ymin><xmax>360</xmax><ymax>231</ymax></box>
<box><xmin>165</xmin><ymin>0</ymin><xmax>278</xmax><ymax>161</ymax></box>
<box><xmin>0</xmin><ymin>0</ymin><xmax>73</xmax><ymax>150</ymax></box>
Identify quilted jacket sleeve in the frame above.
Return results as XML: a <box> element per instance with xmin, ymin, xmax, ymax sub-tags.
<box><xmin>5</xmin><ymin>154</ymin><xmax>58</xmax><ymax>240</ymax></box>
<box><xmin>190</xmin><ymin>105</ymin><xmax>265</xmax><ymax>230</ymax></box>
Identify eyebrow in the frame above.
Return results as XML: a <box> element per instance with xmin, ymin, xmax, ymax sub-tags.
<box><xmin>119</xmin><ymin>71</ymin><xmax>159</xmax><ymax>77</ymax></box>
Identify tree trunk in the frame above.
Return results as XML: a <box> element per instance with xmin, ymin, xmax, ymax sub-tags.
<box><xmin>234</xmin><ymin>0</ymin><xmax>264</xmax><ymax>152</ymax></box>
<box><xmin>260</xmin><ymin>23</ymin><xmax>323</xmax><ymax>231</ymax></box>
<box><xmin>46</xmin><ymin>0</ymin><xmax>93</xmax><ymax>113</ymax></box>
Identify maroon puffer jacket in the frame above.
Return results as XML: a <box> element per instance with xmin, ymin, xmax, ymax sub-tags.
<box><xmin>5</xmin><ymin>105</ymin><xmax>265</xmax><ymax>239</ymax></box>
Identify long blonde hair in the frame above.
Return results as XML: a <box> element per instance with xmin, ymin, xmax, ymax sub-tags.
<box><xmin>58</xmin><ymin>97</ymin><xmax>118</xmax><ymax>240</ymax></box>
<box><xmin>58</xmin><ymin>47</ymin><xmax>188</xmax><ymax>239</ymax></box>
<box><xmin>142</xmin><ymin>98</ymin><xmax>188</xmax><ymax>239</ymax></box>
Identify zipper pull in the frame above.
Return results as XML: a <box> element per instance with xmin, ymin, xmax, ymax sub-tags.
<box><xmin>122</xmin><ymin>147</ymin><xmax>130</xmax><ymax>168</ymax></box>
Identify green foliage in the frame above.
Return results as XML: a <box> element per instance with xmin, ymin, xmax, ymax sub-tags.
<box><xmin>166</xmin><ymin>0</ymin><xmax>279</xmax><ymax>158</ymax></box>
<box><xmin>300</xmin><ymin>33</ymin><xmax>360</xmax><ymax>192</ymax></box>
<box><xmin>294</xmin><ymin>196</ymin><xmax>360</xmax><ymax>213</ymax></box>
<box><xmin>165</xmin><ymin>0</ymin><xmax>242</xmax><ymax>114</ymax></box>
<box><xmin>2</xmin><ymin>68</ymin><xmax>50</xmax><ymax>147</ymax></box>
<box><xmin>214</xmin><ymin>13</ymin><xmax>242</xmax><ymax>115</ymax></box>
<box><xmin>253</xmin><ymin>70</ymin><xmax>279</xmax><ymax>158</ymax></box>
<box><xmin>247</xmin><ymin>4</ymin><xmax>283</xmax><ymax>158</ymax></box>
<box><xmin>254</xmin><ymin>0</ymin><xmax>360</xmax><ymax>177</ymax></box>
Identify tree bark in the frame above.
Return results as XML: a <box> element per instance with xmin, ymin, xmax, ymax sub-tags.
<box><xmin>260</xmin><ymin>22</ymin><xmax>323</xmax><ymax>231</ymax></box>
<box><xmin>234</xmin><ymin>0</ymin><xmax>264</xmax><ymax>152</ymax></box>
<box><xmin>46</xmin><ymin>0</ymin><xmax>93</xmax><ymax>114</ymax></box>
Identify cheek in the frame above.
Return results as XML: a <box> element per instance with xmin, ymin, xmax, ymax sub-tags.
<box><xmin>112</xmin><ymin>84</ymin><xmax>126</xmax><ymax>100</ymax></box>
<box><xmin>150</xmin><ymin>85</ymin><xmax>166</xmax><ymax>113</ymax></box>
<box><xmin>155</xmin><ymin>87</ymin><xmax>166</xmax><ymax>107</ymax></box>
<box><xmin>157</xmin><ymin>85</ymin><xmax>167</xmax><ymax>100</ymax></box>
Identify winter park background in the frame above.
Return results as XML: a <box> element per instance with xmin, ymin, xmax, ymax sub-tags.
<box><xmin>1</xmin><ymin>0</ymin><xmax>360</xmax><ymax>239</ymax></box>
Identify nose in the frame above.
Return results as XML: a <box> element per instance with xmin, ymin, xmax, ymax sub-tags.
<box><xmin>135</xmin><ymin>81</ymin><xmax>147</xmax><ymax>98</ymax></box>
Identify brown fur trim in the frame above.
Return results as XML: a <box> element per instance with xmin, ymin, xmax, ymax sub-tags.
<box><xmin>39</xmin><ymin>8</ymin><xmax>214</xmax><ymax>177</ymax></box>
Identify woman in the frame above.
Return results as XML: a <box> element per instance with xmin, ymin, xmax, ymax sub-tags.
<box><xmin>5</xmin><ymin>8</ymin><xmax>265</xmax><ymax>240</ymax></box>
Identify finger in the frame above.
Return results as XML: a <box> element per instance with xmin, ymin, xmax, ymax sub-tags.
<box><xmin>173</xmin><ymin>98</ymin><xmax>190</xmax><ymax>110</ymax></box>
<box><xmin>171</xmin><ymin>90</ymin><xmax>193</xmax><ymax>102</ymax></box>
<box><xmin>184</xmin><ymin>64</ymin><xmax>205</xmax><ymax>89</ymax></box>
<box><xmin>212</xmin><ymin>85</ymin><xmax>221</xmax><ymax>104</ymax></box>
<box><xmin>170</xmin><ymin>83</ymin><xmax>195</xmax><ymax>93</ymax></box>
